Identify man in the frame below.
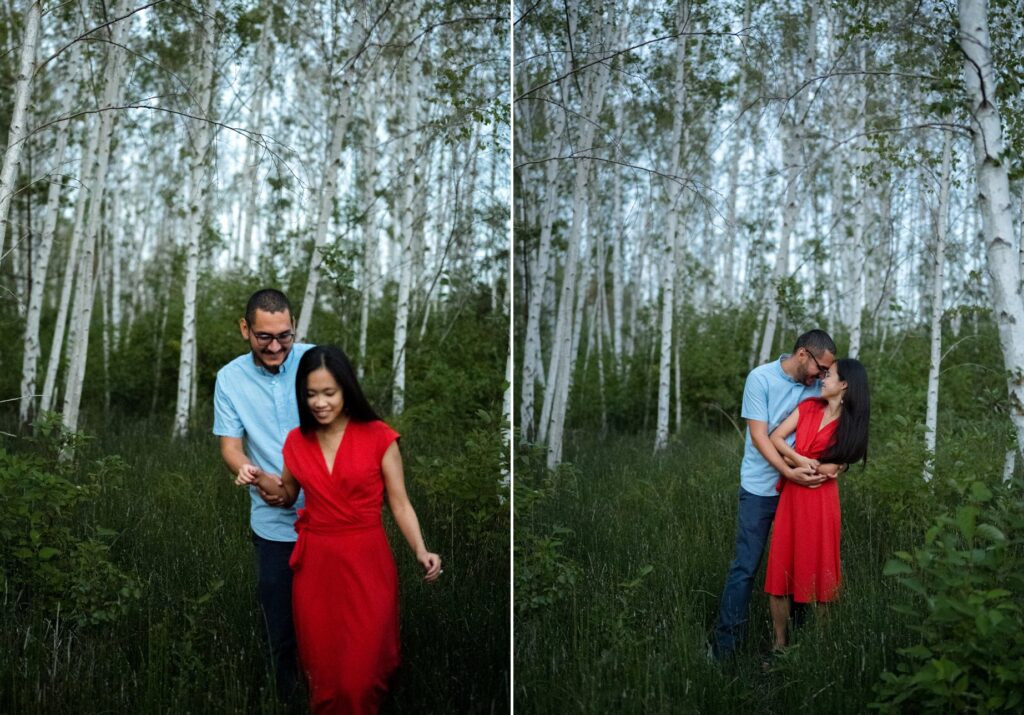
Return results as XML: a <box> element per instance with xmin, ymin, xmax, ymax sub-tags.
<box><xmin>213</xmin><ymin>288</ymin><xmax>313</xmax><ymax>700</ymax></box>
<box><xmin>711</xmin><ymin>329</ymin><xmax>840</xmax><ymax>661</ymax></box>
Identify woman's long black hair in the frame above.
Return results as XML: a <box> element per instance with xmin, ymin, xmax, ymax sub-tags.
<box><xmin>819</xmin><ymin>358</ymin><xmax>870</xmax><ymax>467</ymax></box>
<box><xmin>296</xmin><ymin>345</ymin><xmax>381</xmax><ymax>433</ymax></box>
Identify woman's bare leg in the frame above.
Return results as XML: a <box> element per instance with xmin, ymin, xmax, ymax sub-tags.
<box><xmin>768</xmin><ymin>595</ymin><xmax>790</xmax><ymax>650</ymax></box>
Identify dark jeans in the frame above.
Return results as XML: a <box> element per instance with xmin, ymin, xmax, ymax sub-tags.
<box><xmin>712</xmin><ymin>487</ymin><xmax>779</xmax><ymax>659</ymax></box>
<box><xmin>251</xmin><ymin>532</ymin><xmax>299</xmax><ymax>702</ymax></box>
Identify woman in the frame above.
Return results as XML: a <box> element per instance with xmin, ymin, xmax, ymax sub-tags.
<box><xmin>240</xmin><ymin>345</ymin><xmax>441</xmax><ymax>713</ymax></box>
<box><xmin>763</xmin><ymin>358</ymin><xmax>870</xmax><ymax>652</ymax></box>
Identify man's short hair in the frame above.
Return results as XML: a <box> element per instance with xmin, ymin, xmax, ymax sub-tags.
<box><xmin>245</xmin><ymin>288</ymin><xmax>292</xmax><ymax>325</ymax></box>
<box><xmin>793</xmin><ymin>329</ymin><xmax>837</xmax><ymax>358</ymax></box>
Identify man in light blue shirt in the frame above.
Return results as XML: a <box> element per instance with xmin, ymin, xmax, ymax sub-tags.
<box><xmin>711</xmin><ymin>330</ymin><xmax>839</xmax><ymax>661</ymax></box>
<box><xmin>213</xmin><ymin>288</ymin><xmax>313</xmax><ymax>701</ymax></box>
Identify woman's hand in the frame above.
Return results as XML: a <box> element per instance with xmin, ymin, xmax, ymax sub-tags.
<box><xmin>794</xmin><ymin>455</ymin><xmax>820</xmax><ymax>471</ymax></box>
<box><xmin>417</xmin><ymin>551</ymin><xmax>442</xmax><ymax>582</ymax></box>
<box><xmin>234</xmin><ymin>463</ymin><xmax>260</xmax><ymax>486</ymax></box>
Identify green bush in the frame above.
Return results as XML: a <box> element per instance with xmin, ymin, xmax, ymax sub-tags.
<box><xmin>0</xmin><ymin>430</ymin><xmax>140</xmax><ymax>626</ymax></box>
<box><xmin>873</xmin><ymin>480</ymin><xmax>1024</xmax><ymax>713</ymax></box>
<box><xmin>513</xmin><ymin>440</ymin><xmax>580</xmax><ymax>616</ymax></box>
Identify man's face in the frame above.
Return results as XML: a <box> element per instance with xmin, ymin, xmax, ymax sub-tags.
<box><xmin>799</xmin><ymin>347</ymin><xmax>835</xmax><ymax>386</ymax></box>
<box><xmin>240</xmin><ymin>309</ymin><xmax>295</xmax><ymax>371</ymax></box>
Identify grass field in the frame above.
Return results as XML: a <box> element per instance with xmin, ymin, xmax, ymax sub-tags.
<box><xmin>1</xmin><ymin>415</ymin><xmax>509</xmax><ymax>714</ymax></box>
<box><xmin>515</xmin><ymin>428</ymin><xmax>956</xmax><ymax>714</ymax></box>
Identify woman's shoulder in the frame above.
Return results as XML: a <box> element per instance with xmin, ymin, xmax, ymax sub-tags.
<box><xmin>284</xmin><ymin>426</ymin><xmax>307</xmax><ymax>447</ymax></box>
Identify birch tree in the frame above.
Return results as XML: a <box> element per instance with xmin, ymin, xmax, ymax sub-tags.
<box><xmin>654</xmin><ymin>9</ymin><xmax>690</xmax><ymax>452</ymax></box>
<box><xmin>0</xmin><ymin>0</ymin><xmax>41</xmax><ymax>266</ymax></box>
<box><xmin>172</xmin><ymin>0</ymin><xmax>218</xmax><ymax>438</ymax></box>
<box><xmin>923</xmin><ymin>127</ymin><xmax>953</xmax><ymax>481</ymax></box>
<box><xmin>958</xmin><ymin>0</ymin><xmax>1024</xmax><ymax>460</ymax></box>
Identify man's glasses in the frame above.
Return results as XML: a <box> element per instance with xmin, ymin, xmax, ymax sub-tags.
<box><xmin>805</xmin><ymin>348</ymin><xmax>827</xmax><ymax>376</ymax></box>
<box><xmin>252</xmin><ymin>331</ymin><xmax>295</xmax><ymax>347</ymax></box>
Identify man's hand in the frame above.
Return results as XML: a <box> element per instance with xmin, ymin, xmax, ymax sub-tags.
<box><xmin>785</xmin><ymin>465</ymin><xmax>827</xmax><ymax>488</ymax></box>
<box><xmin>256</xmin><ymin>481</ymin><xmax>286</xmax><ymax>507</ymax></box>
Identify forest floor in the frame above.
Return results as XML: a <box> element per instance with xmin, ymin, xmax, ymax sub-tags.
<box><xmin>1</xmin><ymin>416</ymin><xmax>509</xmax><ymax>714</ymax></box>
<box><xmin>515</xmin><ymin>428</ymin><xmax>923</xmax><ymax>714</ymax></box>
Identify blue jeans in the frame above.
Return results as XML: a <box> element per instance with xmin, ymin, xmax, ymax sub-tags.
<box><xmin>252</xmin><ymin>532</ymin><xmax>299</xmax><ymax>702</ymax></box>
<box><xmin>712</xmin><ymin>487</ymin><xmax>778</xmax><ymax>659</ymax></box>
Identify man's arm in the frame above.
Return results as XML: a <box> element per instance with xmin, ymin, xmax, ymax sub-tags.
<box><xmin>219</xmin><ymin>436</ymin><xmax>285</xmax><ymax>507</ymax></box>
<box><xmin>748</xmin><ymin>419</ymin><xmax>826</xmax><ymax>487</ymax></box>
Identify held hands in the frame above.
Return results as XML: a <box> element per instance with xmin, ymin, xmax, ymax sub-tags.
<box><xmin>234</xmin><ymin>464</ymin><xmax>286</xmax><ymax>506</ymax></box>
<box><xmin>786</xmin><ymin>465</ymin><xmax>827</xmax><ymax>489</ymax></box>
<box><xmin>417</xmin><ymin>551</ymin><xmax>443</xmax><ymax>583</ymax></box>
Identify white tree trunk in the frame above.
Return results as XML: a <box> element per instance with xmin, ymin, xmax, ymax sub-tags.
<box><xmin>541</xmin><ymin>13</ymin><xmax>621</xmax><ymax>468</ymax></box>
<box><xmin>655</xmin><ymin>19</ymin><xmax>689</xmax><ymax>453</ymax></box>
<box><xmin>358</xmin><ymin>88</ymin><xmax>379</xmax><ymax>379</ymax></box>
<box><xmin>61</xmin><ymin>0</ymin><xmax>130</xmax><ymax>435</ymax></box>
<box><xmin>758</xmin><ymin>129</ymin><xmax>798</xmax><ymax>364</ymax></box>
<box><xmin>959</xmin><ymin>0</ymin><xmax>1024</xmax><ymax>462</ymax></box>
<box><xmin>520</xmin><ymin>96</ymin><xmax>565</xmax><ymax>440</ymax></box>
<box><xmin>19</xmin><ymin>62</ymin><xmax>76</xmax><ymax>426</ymax></box>
<box><xmin>0</xmin><ymin>0</ymin><xmax>41</xmax><ymax>265</ymax></box>
<box><xmin>296</xmin><ymin>17</ymin><xmax>368</xmax><ymax>341</ymax></box>
<box><xmin>239</xmin><ymin>15</ymin><xmax>273</xmax><ymax>269</ymax></box>
<box><xmin>392</xmin><ymin>57</ymin><xmax>421</xmax><ymax>415</ymax></box>
<box><xmin>172</xmin><ymin>0</ymin><xmax>217</xmax><ymax>438</ymax></box>
<box><xmin>923</xmin><ymin>128</ymin><xmax>952</xmax><ymax>481</ymax></box>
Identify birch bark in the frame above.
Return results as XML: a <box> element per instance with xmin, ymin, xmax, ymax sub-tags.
<box><xmin>654</xmin><ymin>17</ymin><xmax>689</xmax><ymax>452</ymax></box>
<box><xmin>923</xmin><ymin>128</ymin><xmax>952</xmax><ymax>481</ymax></box>
<box><xmin>392</xmin><ymin>54</ymin><xmax>421</xmax><ymax>415</ymax></box>
<box><xmin>958</xmin><ymin>0</ymin><xmax>1024</xmax><ymax>460</ymax></box>
<box><xmin>296</xmin><ymin>17</ymin><xmax>368</xmax><ymax>340</ymax></box>
<box><xmin>541</xmin><ymin>7</ymin><xmax>622</xmax><ymax>468</ymax></box>
<box><xmin>239</xmin><ymin>16</ymin><xmax>273</xmax><ymax>269</ymax></box>
<box><xmin>0</xmin><ymin>0</ymin><xmax>41</xmax><ymax>265</ymax></box>
<box><xmin>61</xmin><ymin>0</ymin><xmax>130</xmax><ymax>434</ymax></box>
<box><xmin>172</xmin><ymin>0</ymin><xmax>217</xmax><ymax>438</ymax></box>
<box><xmin>19</xmin><ymin>59</ymin><xmax>77</xmax><ymax>426</ymax></box>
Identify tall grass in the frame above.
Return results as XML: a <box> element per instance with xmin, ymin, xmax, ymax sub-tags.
<box><xmin>1</xmin><ymin>414</ymin><xmax>508</xmax><ymax>714</ymax></box>
<box><xmin>515</xmin><ymin>428</ymin><xmax>939</xmax><ymax>714</ymax></box>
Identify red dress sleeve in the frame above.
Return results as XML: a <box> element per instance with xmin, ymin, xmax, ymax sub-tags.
<box><xmin>374</xmin><ymin>421</ymin><xmax>400</xmax><ymax>463</ymax></box>
<box><xmin>282</xmin><ymin>427</ymin><xmax>304</xmax><ymax>482</ymax></box>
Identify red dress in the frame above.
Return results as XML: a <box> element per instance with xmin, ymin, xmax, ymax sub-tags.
<box><xmin>764</xmin><ymin>398</ymin><xmax>842</xmax><ymax>603</ymax></box>
<box><xmin>283</xmin><ymin>420</ymin><xmax>401</xmax><ymax>714</ymax></box>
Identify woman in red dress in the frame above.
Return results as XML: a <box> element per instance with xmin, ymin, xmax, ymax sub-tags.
<box><xmin>763</xmin><ymin>358</ymin><xmax>870</xmax><ymax>652</ymax></box>
<box><xmin>243</xmin><ymin>345</ymin><xmax>441</xmax><ymax>714</ymax></box>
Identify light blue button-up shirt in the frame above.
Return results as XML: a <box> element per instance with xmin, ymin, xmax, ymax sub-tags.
<box><xmin>739</xmin><ymin>354</ymin><xmax>822</xmax><ymax>497</ymax></box>
<box><xmin>213</xmin><ymin>343</ymin><xmax>314</xmax><ymax>541</ymax></box>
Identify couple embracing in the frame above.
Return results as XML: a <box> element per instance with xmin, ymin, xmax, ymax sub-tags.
<box><xmin>711</xmin><ymin>329</ymin><xmax>871</xmax><ymax>661</ymax></box>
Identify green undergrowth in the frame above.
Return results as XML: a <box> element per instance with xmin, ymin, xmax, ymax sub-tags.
<box><xmin>1</xmin><ymin>413</ymin><xmax>508</xmax><ymax>714</ymax></box>
<box><xmin>515</xmin><ymin>423</ymin><xmax>1017</xmax><ymax>713</ymax></box>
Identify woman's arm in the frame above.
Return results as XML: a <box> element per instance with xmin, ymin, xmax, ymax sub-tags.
<box><xmin>770</xmin><ymin>408</ymin><xmax>820</xmax><ymax>474</ymax></box>
<box><xmin>382</xmin><ymin>441</ymin><xmax>442</xmax><ymax>582</ymax></box>
<box><xmin>234</xmin><ymin>465</ymin><xmax>300</xmax><ymax>507</ymax></box>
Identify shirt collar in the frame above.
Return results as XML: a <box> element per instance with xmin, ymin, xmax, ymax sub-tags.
<box><xmin>250</xmin><ymin>347</ymin><xmax>295</xmax><ymax>377</ymax></box>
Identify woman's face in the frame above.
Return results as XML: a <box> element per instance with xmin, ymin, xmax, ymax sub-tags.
<box><xmin>306</xmin><ymin>367</ymin><xmax>345</xmax><ymax>426</ymax></box>
<box><xmin>820</xmin><ymin>365</ymin><xmax>847</xmax><ymax>399</ymax></box>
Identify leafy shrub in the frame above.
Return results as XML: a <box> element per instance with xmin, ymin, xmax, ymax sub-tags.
<box><xmin>0</xmin><ymin>437</ymin><xmax>141</xmax><ymax>626</ymax></box>
<box><xmin>873</xmin><ymin>480</ymin><xmax>1024</xmax><ymax>713</ymax></box>
<box><xmin>514</xmin><ymin>439</ymin><xmax>580</xmax><ymax>616</ymax></box>
<box><xmin>408</xmin><ymin>408</ymin><xmax>509</xmax><ymax>547</ymax></box>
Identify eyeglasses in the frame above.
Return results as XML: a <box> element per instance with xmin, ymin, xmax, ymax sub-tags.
<box><xmin>804</xmin><ymin>348</ymin><xmax>827</xmax><ymax>376</ymax></box>
<box><xmin>252</xmin><ymin>331</ymin><xmax>295</xmax><ymax>347</ymax></box>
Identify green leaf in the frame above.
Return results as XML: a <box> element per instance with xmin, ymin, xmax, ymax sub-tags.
<box><xmin>975</xmin><ymin>524</ymin><xmax>1006</xmax><ymax>543</ymax></box>
<box><xmin>969</xmin><ymin>481</ymin><xmax>993</xmax><ymax>502</ymax></box>
<box><xmin>37</xmin><ymin>547</ymin><xmax>59</xmax><ymax>560</ymax></box>
<box><xmin>955</xmin><ymin>506</ymin><xmax>979</xmax><ymax>540</ymax></box>
<box><xmin>883</xmin><ymin>559</ymin><xmax>914</xmax><ymax>576</ymax></box>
